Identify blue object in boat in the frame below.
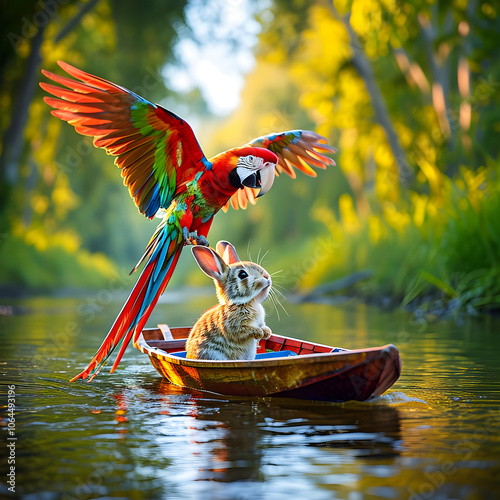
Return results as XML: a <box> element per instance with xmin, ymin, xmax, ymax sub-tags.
<box><xmin>170</xmin><ymin>350</ymin><xmax>298</xmax><ymax>359</ymax></box>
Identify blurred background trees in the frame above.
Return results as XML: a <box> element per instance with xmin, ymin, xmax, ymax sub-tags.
<box><xmin>1</xmin><ymin>0</ymin><xmax>499</xmax><ymax>313</ymax></box>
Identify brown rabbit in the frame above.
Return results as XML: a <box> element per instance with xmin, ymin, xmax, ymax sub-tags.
<box><xmin>185</xmin><ymin>241</ymin><xmax>272</xmax><ymax>360</ymax></box>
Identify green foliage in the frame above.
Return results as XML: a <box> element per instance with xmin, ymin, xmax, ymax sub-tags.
<box><xmin>304</xmin><ymin>160</ymin><xmax>500</xmax><ymax>315</ymax></box>
<box><xmin>0</xmin><ymin>233</ymin><xmax>117</xmax><ymax>289</ymax></box>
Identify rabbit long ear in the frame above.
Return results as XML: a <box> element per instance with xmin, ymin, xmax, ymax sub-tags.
<box><xmin>192</xmin><ymin>246</ymin><xmax>228</xmax><ymax>280</ymax></box>
<box><xmin>216</xmin><ymin>241</ymin><xmax>240</xmax><ymax>265</ymax></box>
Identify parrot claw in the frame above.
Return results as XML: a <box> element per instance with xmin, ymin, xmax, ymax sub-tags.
<box><xmin>183</xmin><ymin>229</ymin><xmax>209</xmax><ymax>246</ymax></box>
<box><xmin>195</xmin><ymin>235</ymin><xmax>209</xmax><ymax>246</ymax></box>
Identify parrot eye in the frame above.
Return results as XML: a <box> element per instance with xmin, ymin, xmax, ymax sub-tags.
<box><xmin>238</xmin><ymin>270</ymin><xmax>248</xmax><ymax>280</ymax></box>
<box><xmin>248</xmin><ymin>155</ymin><xmax>255</xmax><ymax>162</ymax></box>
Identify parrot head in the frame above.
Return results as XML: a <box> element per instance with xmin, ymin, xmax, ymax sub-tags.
<box><xmin>228</xmin><ymin>147</ymin><xmax>278</xmax><ymax>197</ymax></box>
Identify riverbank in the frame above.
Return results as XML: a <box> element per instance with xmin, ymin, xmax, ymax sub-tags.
<box><xmin>292</xmin><ymin>274</ymin><xmax>500</xmax><ymax>323</ymax></box>
<box><xmin>280</xmin><ymin>162</ymin><xmax>500</xmax><ymax>321</ymax></box>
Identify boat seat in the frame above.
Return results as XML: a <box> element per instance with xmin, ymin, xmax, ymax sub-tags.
<box><xmin>170</xmin><ymin>350</ymin><xmax>298</xmax><ymax>359</ymax></box>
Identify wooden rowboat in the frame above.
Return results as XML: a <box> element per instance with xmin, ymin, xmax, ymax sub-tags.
<box><xmin>136</xmin><ymin>324</ymin><xmax>401</xmax><ymax>402</ymax></box>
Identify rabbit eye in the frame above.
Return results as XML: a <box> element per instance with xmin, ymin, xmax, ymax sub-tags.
<box><xmin>238</xmin><ymin>270</ymin><xmax>248</xmax><ymax>280</ymax></box>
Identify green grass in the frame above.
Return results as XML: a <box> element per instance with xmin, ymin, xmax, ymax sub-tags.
<box><xmin>295</xmin><ymin>161</ymin><xmax>500</xmax><ymax>315</ymax></box>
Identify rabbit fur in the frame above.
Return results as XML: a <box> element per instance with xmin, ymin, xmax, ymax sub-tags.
<box><xmin>185</xmin><ymin>241</ymin><xmax>272</xmax><ymax>360</ymax></box>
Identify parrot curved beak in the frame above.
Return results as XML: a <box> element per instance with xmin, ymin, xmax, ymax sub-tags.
<box><xmin>256</xmin><ymin>163</ymin><xmax>275</xmax><ymax>198</ymax></box>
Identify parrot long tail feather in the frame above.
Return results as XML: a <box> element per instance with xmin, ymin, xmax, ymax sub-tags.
<box><xmin>70</xmin><ymin>225</ymin><xmax>183</xmax><ymax>382</ymax></box>
<box><xmin>109</xmin><ymin>248</ymin><xmax>182</xmax><ymax>374</ymax></box>
<box><xmin>69</xmin><ymin>267</ymin><xmax>152</xmax><ymax>382</ymax></box>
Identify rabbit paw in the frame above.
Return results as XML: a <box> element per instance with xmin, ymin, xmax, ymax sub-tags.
<box><xmin>261</xmin><ymin>326</ymin><xmax>272</xmax><ymax>340</ymax></box>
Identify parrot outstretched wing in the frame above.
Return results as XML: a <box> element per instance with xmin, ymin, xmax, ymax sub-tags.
<box><xmin>224</xmin><ymin>130</ymin><xmax>337</xmax><ymax>211</ymax></box>
<box><xmin>40</xmin><ymin>61</ymin><xmax>211</xmax><ymax>219</ymax></box>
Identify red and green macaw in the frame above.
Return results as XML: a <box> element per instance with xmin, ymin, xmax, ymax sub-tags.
<box><xmin>40</xmin><ymin>61</ymin><xmax>336</xmax><ymax>381</ymax></box>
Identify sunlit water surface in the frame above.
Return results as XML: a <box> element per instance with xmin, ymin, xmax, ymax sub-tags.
<box><xmin>1</xmin><ymin>292</ymin><xmax>500</xmax><ymax>499</ymax></box>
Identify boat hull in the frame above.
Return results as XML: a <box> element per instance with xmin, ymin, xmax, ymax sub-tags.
<box><xmin>136</xmin><ymin>326</ymin><xmax>401</xmax><ymax>402</ymax></box>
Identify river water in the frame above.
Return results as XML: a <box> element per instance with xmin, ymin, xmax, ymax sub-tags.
<box><xmin>1</xmin><ymin>292</ymin><xmax>500</xmax><ymax>499</ymax></box>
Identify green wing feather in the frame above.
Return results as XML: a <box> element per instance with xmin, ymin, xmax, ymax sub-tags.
<box><xmin>40</xmin><ymin>61</ymin><xmax>210</xmax><ymax>219</ymax></box>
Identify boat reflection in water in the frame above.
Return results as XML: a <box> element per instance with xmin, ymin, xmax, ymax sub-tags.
<box><xmin>111</xmin><ymin>377</ymin><xmax>403</xmax><ymax>494</ymax></box>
